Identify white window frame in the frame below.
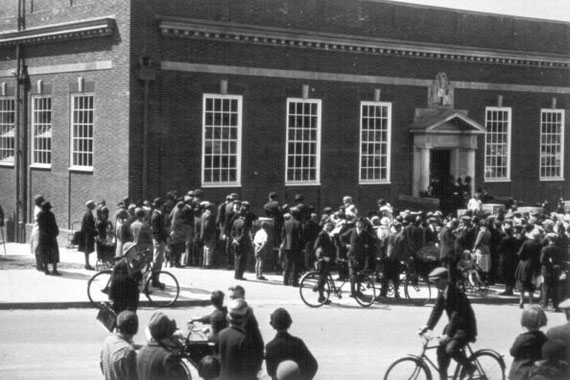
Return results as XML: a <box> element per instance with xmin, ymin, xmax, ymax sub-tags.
<box><xmin>0</xmin><ymin>97</ymin><xmax>15</xmax><ymax>167</ymax></box>
<box><xmin>359</xmin><ymin>101</ymin><xmax>392</xmax><ymax>184</ymax></box>
<box><xmin>285</xmin><ymin>98</ymin><xmax>322</xmax><ymax>186</ymax></box>
<box><xmin>539</xmin><ymin>109</ymin><xmax>565</xmax><ymax>181</ymax></box>
<box><xmin>484</xmin><ymin>107</ymin><xmax>511</xmax><ymax>182</ymax></box>
<box><xmin>69</xmin><ymin>93</ymin><xmax>94</xmax><ymax>171</ymax></box>
<box><xmin>31</xmin><ymin>95</ymin><xmax>52</xmax><ymax>168</ymax></box>
<box><xmin>201</xmin><ymin>94</ymin><xmax>242</xmax><ymax>187</ymax></box>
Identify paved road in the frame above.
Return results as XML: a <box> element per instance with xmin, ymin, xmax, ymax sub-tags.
<box><xmin>0</xmin><ymin>303</ymin><xmax>566</xmax><ymax>379</ymax></box>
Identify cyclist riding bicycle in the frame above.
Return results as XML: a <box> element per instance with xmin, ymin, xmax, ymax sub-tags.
<box><xmin>418</xmin><ymin>267</ymin><xmax>478</xmax><ymax>380</ymax></box>
<box><xmin>313</xmin><ymin>219</ymin><xmax>337</xmax><ymax>304</ymax></box>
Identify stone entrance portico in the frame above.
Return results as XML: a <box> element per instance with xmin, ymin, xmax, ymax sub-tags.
<box><xmin>410</xmin><ymin>108</ymin><xmax>486</xmax><ymax>197</ymax></box>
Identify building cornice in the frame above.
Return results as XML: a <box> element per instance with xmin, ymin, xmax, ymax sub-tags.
<box><xmin>0</xmin><ymin>17</ymin><xmax>115</xmax><ymax>47</ymax></box>
<box><xmin>159</xmin><ymin>17</ymin><xmax>570</xmax><ymax>70</ymax></box>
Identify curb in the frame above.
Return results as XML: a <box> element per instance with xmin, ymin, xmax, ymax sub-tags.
<box><xmin>0</xmin><ymin>299</ymin><xmax>212</xmax><ymax>311</ymax></box>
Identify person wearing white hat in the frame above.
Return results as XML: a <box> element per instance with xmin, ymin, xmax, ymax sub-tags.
<box><xmin>419</xmin><ymin>267</ymin><xmax>477</xmax><ymax>380</ymax></box>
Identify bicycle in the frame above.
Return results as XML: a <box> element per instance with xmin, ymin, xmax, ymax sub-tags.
<box><xmin>87</xmin><ymin>248</ymin><xmax>180</xmax><ymax>307</ymax></box>
<box><xmin>383</xmin><ymin>334</ymin><xmax>505</xmax><ymax>380</ymax></box>
<box><xmin>399</xmin><ymin>258</ymin><xmax>436</xmax><ymax>306</ymax></box>
<box><xmin>299</xmin><ymin>258</ymin><xmax>377</xmax><ymax>307</ymax></box>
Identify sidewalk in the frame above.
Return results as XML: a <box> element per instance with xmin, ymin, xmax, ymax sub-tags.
<box><xmin>0</xmin><ymin>243</ymin><xmax>520</xmax><ymax>310</ymax></box>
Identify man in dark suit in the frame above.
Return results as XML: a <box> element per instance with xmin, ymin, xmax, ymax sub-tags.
<box><xmin>419</xmin><ymin>267</ymin><xmax>477</xmax><ymax>380</ymax></box>
<box><xmin>264</xmin><ymin>192</ymin><xmax>284</xmax><ymax>248</ymax></box>
<box><xmin>230</xmin><ymin>208</ymin><xmax>249</xmax><ymax>281</ymax></box>
<box><xmin>341</xmin><ymin>218</ymin><xmax>372</xmax><ymax>296</ymax></box>
<box><xmin>313</xmin><ymin>220</ymin><xmax>337</xmax><ymax>303</ymax></box>
<box><xmin>137</xmin><ymin>312</ymin><xmax>186</xmax><ymax>380</ymax></box>
<box><xmin>281</xmin><ymin>208</ymin><xmax>304</xmax><ymax>286</ymax></box>
<box><xmin>150</xmin><ymin>197</ymin><xmax>168</xmax><ymax>288</ymax></box>
<box><xmin>265</xmin><ymin>308</ymin><xmax>318</xmax><ymax>380</ymax></box>
<box><xmin>216</xmin><ymin>299</ymin><xmax>260</xmax><ymax>380</ymax></box>
<box><xmin>223</xmin><ymin>198</ymin><xmax>241</xmax><ymax>270</ymax></box>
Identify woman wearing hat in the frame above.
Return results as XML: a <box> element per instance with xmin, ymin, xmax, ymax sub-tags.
<box><xmin>109</xmin><ymin>242</ymin><xmax>142</xmax><ymax>314</ymax></box>
<box><xmin>79</xmin><ymin>200</ymin><xmax>97</xmax><ymax>270</ymax></box>
<box><xmin>37</xmin><ymin>201</ymin><xmax>61</xmax><ymax>275</ymax></box>
<box><xmin>30</xmin><ymin>194</ymin><xmax>45</xmax><ymax>271</ymax></box>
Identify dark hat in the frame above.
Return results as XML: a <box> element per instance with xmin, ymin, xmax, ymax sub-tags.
<box><xmin>270</xmin><ymin>308</ymin><xmax>292</xmax><ymax>330</ymax></box>
<box><xmin>227</xmin><ymin>299</ymin><xmax>248</xmax><ymax>323</ymax></box>
<box><xmin>41</xmin><ymin>201</ymin><xmax>52</xmax><ymax>211</ymax></box>
<box><xmin>85</xmin><ymin>200</ymin><xmax>96</xmax><ymax>209</ymax></box>
<box><xmin>116</xmin><ymin>209</ymin><xmax>129</xmax><ymax>219</ymax></box>
<box><xmin>428</xmin><ymin>267</ymin><xmax>449</xmax><ymax>281</ymax></box>
<box><xmin>116</xmin><ymin>310</ymin><xmax>138</xmax><ymax>335</ymax></box>
<box><xmin>294</xmin><ymin>194</ymin><xmax>304</xmax><ymax>202</ymax></box>
<box><xmin>391</xmin><ymin>220</ymin><xmax>402</xmax><ymax>227</ymax></box>
<box><xmin>148</xmin><ymin>312</ymin><xmax>177</xmax><ymax>341</ymax></box>
<box><xmin>200</xmin><ymin>201</ymin><xmax>213</xmax><ymax>209</ymax></box>
<box><xmin>34</xmin><ymin>194</ymin><xmax>45</xmax><ymax>206</ymax></box>
<box><xmin>269</xmin><ymin>191</ymin><xmax>277</xmax><ymax>198</ymax></box>
<box><xmin>153</xmin><ymin>197</ymin><xmax>165</xmax><ymax>207</ymax></box>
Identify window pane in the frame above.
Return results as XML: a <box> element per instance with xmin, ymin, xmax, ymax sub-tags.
<box><xmin>286</xmin><ymin>99</ymin><xmax>321</xmax><ymax>183</ymax></box>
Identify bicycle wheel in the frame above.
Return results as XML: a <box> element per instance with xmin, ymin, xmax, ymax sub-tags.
<box><xmin>404</xmin><ymin>276</ymin><xmax>432</xmax><ymax>306</ymax></box>
<box><xmin>144</xmin><ymin>271</ymin><xmax>180</xmax><ymax>307</ymax></box>
<box><xmin>459</xmin><ymin>351</ymin><xmax>505</xmax><ymax>380</ymax></box>
<box><xmin>383</xmin><ymin>357</ymin><xmax>431</xmax><ymax>380</ymax></box>
<box><xmin>87</xmin><ymin>270</ymin><xmax>112</xmax><ymax>307</ymax></box>
<box><xmin>354</xmin><ymin>272</ymin><xmax>377</xmax><ymax>307</ymax></box>
<box><xmin>179</xmin><ymin>358</ymin><xmax>194</xmax><ymax>380</ymax></box>
<box><xmin>299</xmin><ymin>271</ymin><xmax>330</xmax><ymax>307</ymax></box>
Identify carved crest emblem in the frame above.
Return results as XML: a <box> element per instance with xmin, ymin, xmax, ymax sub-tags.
<box><xmin>428</xmin><ymin>72</ymin><xmax>453</xmax><ymax>109</ymax></box>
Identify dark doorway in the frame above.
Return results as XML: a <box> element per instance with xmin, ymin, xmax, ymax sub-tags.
<box><xmin>430</xmin><ymin>149</ymin><xmax>451</xmax><ymax>196</ymax></box>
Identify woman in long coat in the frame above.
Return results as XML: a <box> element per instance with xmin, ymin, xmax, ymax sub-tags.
<box><xmin>497</xmin><ymin>224</ymin><xmax>525</xmax><ymax>295</ymax></box>
<box><xmin>514</xmin><ymin>228</ymin><xmax>542</xmax><ymax>308</ymax></box>
<box><xmin>37</xmin><ymin>201</ymin><xmax>60</xmax><ymax>275</ymax></box>
<box><xmin>78</xmin><ymin>200</ymin><xmax>96</xmax><ymax>270</ymax></box>
<box><xmin>473</xmin><ymin>219</ymin><xmax>492</xmax><ymax>284</ymax></box>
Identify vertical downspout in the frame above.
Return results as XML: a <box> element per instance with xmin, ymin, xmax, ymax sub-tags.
<box><xmin>142</xmin><ymin>77</ymin><xmax>149</xmax><ymax>201</ymax></box>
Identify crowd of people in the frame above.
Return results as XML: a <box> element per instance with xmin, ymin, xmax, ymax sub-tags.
<box><xmin>100</xmin><ymin>285</ymin><xmax>318</xmax><ymax>380</ymax></box>
<box><xmin>28</xmin><ymin>187</ymin><xmax>570</xmax><ymax>379</ymax></box>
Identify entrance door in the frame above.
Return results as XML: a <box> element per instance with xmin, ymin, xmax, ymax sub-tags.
<box><xmin>430</xmin><ymin>149</ymin><xmax>451</xmax><ymax>193</ymax></box>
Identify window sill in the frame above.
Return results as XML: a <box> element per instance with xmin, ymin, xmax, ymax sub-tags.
<box><xmin>285</xmin><ymin>182</ymin><xmax>321</xmax><ymax>187</ymax></box>
<box><xmin>30</xmin><ymin>164</ymin><xmax>51</xmax><ymax>170</ymax></box>
<box><xmin>484</xmin><ymin>178</ymin><xmax>511</xmax><ymax>183</ymax></box>
<box><xmin>201</xmin><ymin>183</ymin><xmax>241</xmax><ymax>188</ymax></box>
<box><xmin>69</xmin><ymin>166</ymin><xmax>94</xmax><ymax>173</ymax></box>
<box><xmin>539</xmin><ymin>177</ymin><xmax>565</xmax><ymax>182</ymax></box>
<box><xmin>0</xmin><ymin>162</ymin><xmax>14</xmax><ymax>168</ymax></box>
<box><xmin>359</xmin><ymin>181</ymin><xmax>391</xmax><ymax>185</ymax></box>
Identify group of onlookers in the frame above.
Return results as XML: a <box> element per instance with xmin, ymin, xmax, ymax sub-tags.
<box><xmin>100</xmin><ymin>284</ymin><xmax>318</xmax><ymax>380</ymax></box>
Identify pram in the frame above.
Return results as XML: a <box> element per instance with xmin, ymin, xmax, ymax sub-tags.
<box><xmin>457</xmin><ymin>250</ymin><xmax>488</xmax><ymax>295</ymax></box>
<box><xmin>95</xmin><ymin>224</ymin><xmax>116</xmax><ymax>271</ymax></box>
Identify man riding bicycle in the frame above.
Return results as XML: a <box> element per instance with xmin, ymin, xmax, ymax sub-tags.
<box><xmin>341</xmin><ymin>218</ymin><xmax>372</xmax><ymax>297</ymax></box>
<box><xmin>313</xmin><ymin>219</ymin><xmax>337</xmax><ymax>304</ymax></box>
<box><xmin>419</xmin><ymin>267</ymin><xmax>477</xmax><ymax>380</ymax></box>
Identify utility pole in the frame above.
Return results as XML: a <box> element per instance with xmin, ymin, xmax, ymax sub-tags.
<box><xmin>14</xmin><ymin>0</ymin><xmax>28</xmax><ymax>242</ymax></box>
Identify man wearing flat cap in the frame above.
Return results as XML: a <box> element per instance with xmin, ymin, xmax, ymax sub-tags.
<box><xmin>265</xmin><ymin>308</ymin><xmax>318</xmax><ymax>380</ymax></box>
<box><xmin>138</xmin><ymin>312</ymin><xmax>186</xmax><ymax>380</ymax></box>
<box><xmin>264</xmin><ymin>192</ymin><xmax>284</xmax><ymax>248</ymax></box>
<box><xmin>216</xmin><ymin>299</ymin><xmax>260</xmax><ymax>380</ymax></box>
<box><xmin>150</xmin><ymin>198</ymin><xmax>168</xmax><ymax>289</ymax></box>
<box><xmin>419</xmin><ymin>267</ymin><xmax>477</xmax><ymax>380</ymax></box>
<box><xmin>100</xmin><ymin>311</ymin><xmax>139</xmax><ymax>380</ymax></box>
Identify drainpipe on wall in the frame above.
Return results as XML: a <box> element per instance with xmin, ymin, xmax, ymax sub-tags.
<box><xmin>139</xmin><ymin>57</ymin><xmax>156</xmax><ymax>201</ymax></box>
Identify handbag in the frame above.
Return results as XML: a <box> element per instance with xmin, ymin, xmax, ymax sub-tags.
<box><xmin>96</xmin><ymin>303</ymin><xmax>117</xmax><ymax>332</ymax></box>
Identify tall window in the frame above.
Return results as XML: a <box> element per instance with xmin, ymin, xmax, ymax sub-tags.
<box><xmin>540</xmin><ymin>109</ymin><xmax>565</xmax><ymax>180</ymax></box>
<box><xmin>484</xmin><ymin>107</ymin><xmax>511</xmax><ymax>181</ymax></box>
<box><xmin>31</xmin><ymin>96</ymin><xmax>52</xmax><ymax>167</ymax></box>
<box><xmin>359</xmin><ymin>101</ymin><xmax>391</xmax><ymax>183</ymax></box>
<box><xmin>0</xmin><ymin>98</ymin><xmax>15</xmax><ymax>166</ymax></box>
<box><xmin>285</xmin><ymin>98</ymin><xmax>321</xmax><ymax>184</ymax></box>
<box><xmin>70</xmin><ymin>94</ymin><xmax>94</xmax><ymax>169</ymax></box>
<box><xmin>202</xmin><ymin>94</ymin><xmax>242</xmax><ymax>186</ymax></box>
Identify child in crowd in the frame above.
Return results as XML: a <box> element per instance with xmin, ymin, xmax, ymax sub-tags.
<box><xmin>529</xmin><ymin>338</ymin><xmax>568</xmax><ymax>380</ymax></box>
<box><xmin>253</xmin><ymin>221</ymin><xmax>270</xmax><ymax>280</ymax></box>
<box><xmin>509</xmin><ymin>305</ymin><xmax>548</xmax><ymax>380</ymax></box>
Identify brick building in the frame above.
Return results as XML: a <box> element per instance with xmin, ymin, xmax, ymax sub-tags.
<box><xmin>0</xmin><ymin>0</ymin><xmax>568</xmax><ymax>239</ymax></box>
